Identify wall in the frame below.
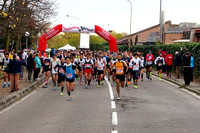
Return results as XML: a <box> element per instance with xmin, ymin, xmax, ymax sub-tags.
<box><xmin>164</xmin><ymin>33</ymin><xmax>183</xmax><ymax>44</ymax></box>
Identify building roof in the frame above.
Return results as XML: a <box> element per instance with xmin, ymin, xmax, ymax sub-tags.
<box><xmin>166</xmin><ymin>27</ymin><xmax>192</xmax><ymax>33</ymax></box>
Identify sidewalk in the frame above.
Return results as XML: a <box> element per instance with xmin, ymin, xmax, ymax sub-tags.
<box><xmin>152</xmin><ymin>71</ymin><xmax>200</xmax><ymax>94</ymax></box>
<box><xmin>0</xmin><ymin>70</ymin><xmax>45</xmax><ymax>110</ymax></box>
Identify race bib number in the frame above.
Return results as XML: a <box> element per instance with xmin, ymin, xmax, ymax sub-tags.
<box><xmin>85</xmin><ymin>64</ymin><xmax>91</xmax><ymax>68</ymax></box>
<box><xmin>117</xmin><ymin>68</ymin><xmax>123</xmax><ymax>74</ymax></box>
<box><xmin>147</xmin><ymin>61</ymin><xmax>152</xmax><ymax>65</ymax></box>
<box><xmin>67</xmin><ymin>73</ymin><xmax>73</xmax><ymax>78</ymax></box>
<box><xmin>98</xmin><ymin>66</ymin><xmax>103</xmax><ymax>69</ymax></box>
<box><xmin>45</xmin><ymin>62</ymin><xmax>49</xmax><ymax>66</ymax></box>
<box><xmin>59</xmin><ymin>68</ymin><xmax>64</xmax><ymax>74</ymax></box>
<box><xmin>158</xmin><ymin>63</ymin><xmax>162</xmax><ymax>66</ymax></box>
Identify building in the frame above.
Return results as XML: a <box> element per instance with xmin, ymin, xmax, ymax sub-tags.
<box><xmin>117</xmin><ymin>21</ymin><xmax>198</xmax><ymax>45</ymax></box>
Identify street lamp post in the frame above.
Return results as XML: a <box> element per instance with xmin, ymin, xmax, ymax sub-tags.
<box><xmin>127</xmin><ymin>0</ymin><xmax>132</xmax><ymax>51</ymax></box>
<box><xmin>66</xmin><ymin>15</ymin><xmax>80</xmax><ymax>49</ymax></box>
<box><xmin>159</xmin><ymin>0</ymin><xmax>163</xmax><ymax>43</ymax></box>
<box><xmin>25</xmin><ymin>31</ymin><xmax>29</xmax><ymax>49</ymax></box>
<box><xmin>66</xmin><ymin>15</ymin><xmax>80</xmax><ymax>26</ymax></box>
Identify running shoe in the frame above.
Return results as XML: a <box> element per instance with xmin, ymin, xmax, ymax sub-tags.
<box><xmin>128</xmin><ymin>81</ymin><xmax>131</xmax><ymax>85</ymax></box>
<box><xmin>100</xmin><ymin>81</ymin><xmax>103</xmax><ymax>85</ymax></box>
<box><xmin>97</xmin><ymin>85</ymin><xmax>100</xmax><ymax>88</ymax></box>
<box><xmin>3</xmin><ymin>84</ymin><xmax>6</xmax><ymax>88</ymax></box>
<box><xmin>79</xmin><ymin>82</ymin><xmax>82</xmax><ymax>85</ymax></box>
<box><xmin>85</xmin><ymin>85</ymin><xmax>88</xmax><ymax>89</ymax></box>
<box><xmin>60</xmin><ymin>92</ymin><xmax>63</xmax><ymax>96</ymax></box>
<box><xmin>68</xmin><ymin>97</ymin><xmax>72</xmax><ymax>101</ymax></box>
<box><xmin>159</xmin><ymin>78</ymin><xmax>162</xmax><ymax>81</ymax></box>
<box><xmin>8</xmin><ymin>84</ymin><xmax>10</xmax><ymax>87</ymax></box>
<box><xmin>54</xmin><ymin>87</ymin><xmax>57</xmax><ymax>91</ymax></box>
<box><xmin>133</xmin><ymin>85</ymin><xmax>136</xmax><ymax>88</ymax></box>
<box><xmin>135</xmin><ymin>85</ymin><xmax>138</xmax><ymax>89</ymax></box>
<box><xmin>117</xmin><ymin>96</ymin><xmax>121</xmax><ymax>100</ymax></box>
<box><xmin>150</xmin><ymin>77</ymin><xmax>152</xmax><ymax>80</ymax></box>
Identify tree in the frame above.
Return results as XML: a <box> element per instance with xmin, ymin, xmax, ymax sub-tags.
<box><xmin>0</xmin><ymin>0</ymin><xmax>56</xmax><ymax>51</ymax></box>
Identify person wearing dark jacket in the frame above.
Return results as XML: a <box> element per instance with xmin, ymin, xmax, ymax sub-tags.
<box><xmin>27</xmin><ymin>54</ymin><xmax>35</xmax><ymax>81</ymax></box>
<box><xmin>181</xmin><ymin>48</ymin><xmax>191</xmax><ymax>85</ymax></box>
<box><xmin>174</xmin><ymin>51</ymin><xmax>182</xmax><ymax>79</ymax></box>
<box><xmin>9</xmin><ymin>55</ymin><xmax>26</xmax><ymax>92</ymax></box>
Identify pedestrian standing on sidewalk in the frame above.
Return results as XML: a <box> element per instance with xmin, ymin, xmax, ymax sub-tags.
<box><xmin>18</xmin><ymin>51</ymin><xmax>25</xmax><ymax>80</ymax></box>
<box><xmin>2</xmin><ymin>53</ymin><xmax>10</xmax><ymax>88</ymax></box>
<box><xmin>9</xmin><ymin>55</ymin><xmax>26</xmax><ymax>92</ymax></box>
<box><xmin>174</xmin><ymin>51</ymin><xmax>182</xmax><ymax>79</ymax></box>
<box><xmin>34</xmin><ymin>53</ymin><xmax>42</xmax><ymax>81</ymax></box>
<box><xmin>27</xmin><ymin>53</ymin><xmax>35</xmax><ymax>81</ymax></box>
<box><xmin>190</xmin><ymin>54</ymin><xmax>195</xmax><ymax>82</ymax></box>
<box><xmin>165</xmin><ymin>52</ymin><xmax>173</xmax><ymax>78</ymax></box>
<box><xmin>181</xmin><ymin>48</ymin><xmax>191</xmax><ymax>85</ymax></box>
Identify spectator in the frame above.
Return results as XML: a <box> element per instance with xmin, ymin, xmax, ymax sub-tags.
<box><xmin>27</xmin><ymin>53</ymin><xmax>35</xmax><ymax>81</ymax></box>
<box><xmin>34</xmin><ymin>53</ymin><xmax>42</xmax><ymax>81</ymax></box>
<box><xmin>9</xmin><ymin>55</ymin><xmax>26</xmax><ymax>92</ymax></box>
<box><xmin>2</xmin><ymin>53</ymin><xmax>10</xmax><ymax>88</ymax></box>
<box><xmin>181</xmin><ymin>48</ymin><xmax>191</xmax><ymax>85</ymax></box>
<box><xmin>18</xmin><ymin>51</ymin><xmax>25</xmax><ymax>80</ymax></box>
<box><xmin>174</xmin><ymin>51</ymin><xmax>182</xmax><ymax>79</ymax></box>
<box><xmin>190</xmin><ymin>54</ymin><xmax>195</xmax><ymax>82</ymax></box>
<box><xmin>165</xmin><ymin>52</ymin><xmax>173</xmax><ymax>78</ymax></box>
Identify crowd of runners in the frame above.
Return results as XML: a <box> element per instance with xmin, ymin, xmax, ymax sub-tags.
<box><xmin>1</xmin><ymin>48</ymin><xmax>194</xmax><ymax>101</ymax></box>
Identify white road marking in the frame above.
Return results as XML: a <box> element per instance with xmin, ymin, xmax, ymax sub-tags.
<box><xmin>111</xmin><ymin>101</ymin><xmax>116</xmax><ymax>109</ymax></box>
<box><xmin>153</xmin><ymin>75</ymin><xmax>179</xmax><ymax>87</ymax></box>
<box><xmin>105</xmin><ymin>77</ymin><xmax>114</xmax><ymax>100</ymax></box>
<box><xmin>112</xmin><ymin>112</ymin><xmax>118</xmax><ymax>125</ymax></box>
<box><xmin>0</xmin><ymin>81</ymin><xmax>47</xmax><ymax>114</ymax></box>
<box><xmin>182</xmin><ymin>89</ymin><xmax>200</xmax><ymax>100</ymax></box>
<box><xmin>111</xmin><ymin>130</ymin><xmax>118</xmax><ymax>133</ymax></box>
<box><xmin>0</xmin><ymin>90</ymin><xmax>37</xmax><ymax>114</ymax></box>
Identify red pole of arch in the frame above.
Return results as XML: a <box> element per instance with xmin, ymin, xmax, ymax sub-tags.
<box><xmin>94</xmin><ymin>25</ymin><xmax>117</xmax><ymax>52</ymax></box>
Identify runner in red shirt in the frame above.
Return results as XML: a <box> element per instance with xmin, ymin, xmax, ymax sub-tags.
<box><xmin>165</xmin><ymin>52</ymin><xmax>174</xmax><ymax>78</ymax></box>
<box><xmin>145</xmin><ymin>51</ymin><xmax>154</xmax><ymax>80</ymax></box>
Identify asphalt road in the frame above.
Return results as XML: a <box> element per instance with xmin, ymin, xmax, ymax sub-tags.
<box><xmin>0</xmin><ymin>76</ymin><xmax>200</xmax><ymax>133</ymax></box>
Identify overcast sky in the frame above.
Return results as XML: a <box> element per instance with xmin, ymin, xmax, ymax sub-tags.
<box><xmin>51</xmin><ymin>0</ymin><xmax>200</xmax><ymax>34</ymax></box>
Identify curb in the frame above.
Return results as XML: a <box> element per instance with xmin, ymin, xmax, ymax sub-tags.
<box><xmin>0</xmin><ymin>77</ymin><xmax>46</xmax><ymax>111</ymax></box>
<box><xmin>152</xmin><ymin>73</ymin><xmax>200</xmax><ymax>95</ymax></box>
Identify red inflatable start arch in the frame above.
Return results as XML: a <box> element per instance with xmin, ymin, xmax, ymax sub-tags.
<box><xmin>38</xmin><ymin>24</ymin><xmax>118</xmax><ymax>52</ymax></box>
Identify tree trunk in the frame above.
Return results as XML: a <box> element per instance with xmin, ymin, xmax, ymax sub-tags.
<box><xmin>5</xmin><ymin>31</ymin><xmax>11</xmax><ymax>52</ymax></box>
<box><xmin>15</xmin><ymin>34</ymin><xmax>21</xmax><ymax>52</ymax></box>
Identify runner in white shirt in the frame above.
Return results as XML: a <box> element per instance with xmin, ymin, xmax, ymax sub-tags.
<box><xmin>95</xmin><ymin>55</ymin><xmax>106</xmax><ymax>88</ymax></box>
<box><xmin>50</xmin><ymin>54</ymin><xmax>60</xmax><ymax>90</ymax></box>
<box><xmin>77</xmin><ymin>54</ymin><xmax>85</xmax><ymax>85</ymax></box>
<box><xmin>83</xmin><ymin>53</ymin><xmax>94</xmax><ymax>89</ymax></box>
<box><xmin>154</xmin><ymin>53</ymin><xmax>165</xmax><ymax>80</ymax></box>
<box><xmin>130</xmin><ymin>53</ymin><xmax>141</xmax><ymax>89</ymax></box>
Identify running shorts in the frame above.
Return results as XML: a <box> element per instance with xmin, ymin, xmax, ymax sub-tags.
<box><xmin>66</xmin><ymin>78</ymin><xmax>75</xmax><ymax>83</ymax></box>
<box><xmin>132</xmin><ymin>70</ymin><xmax>139</xmax><ymax>80</ymax></box>
<box><xmin>58</xmin><ymin>74</ymin><xmax>65</xmax><ymax>83</ymax></box>
<box><xmin>97</xmin><ymin>70</ymin><xmax>104</xmax><ymax>75</ymax></box>
<box><xmin>116</xmin><ymin>74</ymin><xmax>125</xmax><ymax>81</ymax></box>
<box><xmin>84</xmin><ymin>68</ymin><xmax>92</xmax><ymax>74</ymax></box>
